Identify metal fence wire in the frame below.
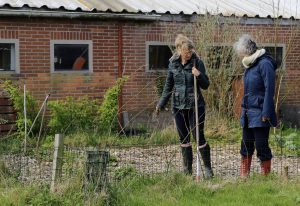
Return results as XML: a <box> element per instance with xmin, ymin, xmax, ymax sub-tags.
<box><xmin>1</xmin><ymin>143</ymin><xmax>299</xmax><ymax>186</ymax></box>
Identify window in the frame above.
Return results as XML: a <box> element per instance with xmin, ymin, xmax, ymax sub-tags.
<box><xmin>206</xmin><ymin>46</ymin><xmax>233</xmax><ymax>70</ymax></box>
<box><xmin>146</xmin><ymin>42</ymin><xmax>174</xmax><ymax>71</ymax></box>
<box><xmin>206</xmin><ymin>44</ymin><xmax>284</xmax><ymax>70</ymax></box>
<box><xmin>0</xmin><ymin>39</ymin><xmax>19</xmax><ymax>73</ymax></box>
<box><xmin>264</xmin><ymin>46</ymin><xmax>284</xmax><ymax>69</ymax></box>
<box><xmin>50</xmin><ymin>40</ymin><xmax>93</xmax><ymax>72</ymax></box>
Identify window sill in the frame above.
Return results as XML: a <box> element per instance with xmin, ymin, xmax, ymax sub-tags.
<box><xmin>0</xmin><ymin>71</ymin><xmax>19</xmax><ymax>74</ymax></box>
<box><xmin>51</xmin><ymin>70</ymin><xmax>92</xmax><ymax>74</ymax></box>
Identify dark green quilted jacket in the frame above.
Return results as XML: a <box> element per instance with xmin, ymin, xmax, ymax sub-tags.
<box><xmin>157</xmin><ymin>53</ymin><xmax>209</xmax><ymax>110</ymax></box>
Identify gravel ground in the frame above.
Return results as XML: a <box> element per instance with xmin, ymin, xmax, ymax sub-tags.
<box><xmin>2</xmin><ymin>145</ymin><xmax>299</xmax><ymax>183</ymax></box>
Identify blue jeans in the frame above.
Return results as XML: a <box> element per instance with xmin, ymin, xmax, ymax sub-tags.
<box><xmin>173</xmin><ymin>107</ymin><xmax>206</xmax><ymax>146</ymax></box>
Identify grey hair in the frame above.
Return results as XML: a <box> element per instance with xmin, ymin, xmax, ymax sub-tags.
<box><xmin>234</xmin><ymin>34</ymin><xmax>257</xmax><ymax>56</ymax></box>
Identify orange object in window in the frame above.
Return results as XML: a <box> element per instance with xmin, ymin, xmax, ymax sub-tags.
<box><xmin>72</xmin><ymin>56</ymin><xmax>86</xmax><ymax>70</ymax></box>
<box><xmin>72</xmin><ymin>48</ymin><xmax>88</xmax><ymax>70</ymax></box>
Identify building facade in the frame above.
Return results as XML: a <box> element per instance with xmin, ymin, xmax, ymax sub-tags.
<box><xmin>0</xmin><ymin>1</ymin><xmax>299</xmax><ymax>130</ymax></box>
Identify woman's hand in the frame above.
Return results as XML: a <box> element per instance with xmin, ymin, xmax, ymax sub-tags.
<box><xmin>155</xmin><ymin>106</ymin><xmax>160</xmax><ymax>116</ymax></box>
<box><xmin>192</xmin><ymin>67</ymin><xmax>200</xmax><ymax>77</ymax></box>
<box><xmin>262</xmin><ymin>117</ymin><xmax>270</xmax><ymax>122</ymax></box>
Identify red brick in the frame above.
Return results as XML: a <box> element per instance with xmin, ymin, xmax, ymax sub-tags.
<box><xmin>0</xmin><ymin>17</ymin><xmax>299</xmax><ymax>114</ymax></box>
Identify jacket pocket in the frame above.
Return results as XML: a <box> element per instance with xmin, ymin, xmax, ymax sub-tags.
<box><xmin>187</xmin><ymin>93</ymin><xmax>195</xmax><ymax>106</ymax></box>
<box><xmin>247</xmin><ymin>109</ymin><xmax>263</xmax><ymax>126</ymax></box>
<box><xmin>173</xmin><ymin>92</ymin><xmax>180</xmax><ymax>107</ymax></box>
<box><xmin>249</xmin><ymin>96</ymin><xmax>264</xmax><ymax>109</ymax></box>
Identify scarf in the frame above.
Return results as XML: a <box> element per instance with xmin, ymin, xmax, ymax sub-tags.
<box><xmin>242</xmin><ymin>49</ymin><xmax>266</xmax><ymax>69</ymax></box>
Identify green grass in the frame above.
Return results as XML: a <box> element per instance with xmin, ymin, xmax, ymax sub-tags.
<box><xmin>40</xmin><ymin>125</ymin><xmax>179</xmax><ymax>148</ymax></box>
<box><xmin>40</xmin><ymin>116</ymin><xmax>242</xmax><ymax>148</ymax></box>
<box><xmin>0</xmin><ymin>123</ymin><xmax>179</xmax><ymax>153</ymax></box>
<box><xmin>270</xmin><ymin>127</ymin><xmax>300</xmax><ymax>155</ymax></box>
<box><xmin>1</xmin><ymin>156</ymin><xmax>299</xmax><ymax>206</ymax></box>
<box><xmin>279</xmin><ymin>127</ymin><xmax>300</xmax><ymax>147</ymax></box>
<box><xmin>205</xmin><ymin>115</ymin><xmax>242</xmax><ymax>145</ymax></box>
<box><xmin>110</xmin><ymin>173</ymin><xmax>300</xmax><ymax>206</ymax></box>
<box><xmin>0</xmin><ymin>176</ymin><xmax>106</xmax><ymax>206</ymax></box>
<box><xmin>2</xmin><ymin>118</ymin><xmax>296</xmax><ymax>151</ymax></box>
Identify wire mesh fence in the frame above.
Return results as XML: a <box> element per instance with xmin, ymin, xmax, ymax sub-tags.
<box><xmin>1</xmin><ymin>143</ymin><xmax>299</xmax><ymax>187</ymax></box>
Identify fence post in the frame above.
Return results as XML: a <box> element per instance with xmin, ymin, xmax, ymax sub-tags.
<box><xmin>283</xmin><ymin>166</ymin><xmax>289</xmax><ymax>181</ymax></box>
<box><xmin>50</xmin><ymin>134</ymin><xmax>64</xmax><ymax>192</ymax></box>
<box><xmin>85</xmin><ymin>148</ymin><xmax>109</xmax><ymax>192</ymax></box>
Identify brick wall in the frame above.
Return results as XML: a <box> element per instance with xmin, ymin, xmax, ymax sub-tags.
<box><xmin>0</xmin><ymin>90</ymin><xmax>16</xmax><ymax>135</ymax></box>
<box><xmin>0</xmin><ymin>17</ymin><xmax>120</xmax><ymax>102</ymax></box>
<box><xmin>0</xmin><ymin>17</ymin><xmax>299</xmax><ymax>126</ymax></box>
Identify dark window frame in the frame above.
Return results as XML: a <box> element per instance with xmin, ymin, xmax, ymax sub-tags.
<box><xmin>206</xmin><ymin>43</ymin><xmax>285</xmax><ymax>70</ymax></box>
<box><xmin>0</xmin><ymin>39</ymin><xmax>19</xmax><ymax>73</ymax></box>
<box><xmin>262</xmin><ymin>44</ymin><xmax>285</xmax><ymax>69</ymax></box>
<box><xmin>145</xmin><ymin>41</ymin><xmax>174</xmax><ymax>72</ymax></box>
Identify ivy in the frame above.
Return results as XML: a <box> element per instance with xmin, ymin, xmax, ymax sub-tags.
<box><xmin>2</xmin><ymin>80</ymin><xmax>39</xmax><ymax>137</ymax></box>
<box><xmin>98</xmin><ymin>76</ymin><xmax>128</xmax><ymax>133</ymax></box>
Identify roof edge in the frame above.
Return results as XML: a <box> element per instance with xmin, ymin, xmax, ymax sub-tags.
<box><xmin>0</xmin><ymin>9</ymin><xmax>161</xmax><ymax>21</ymax></box>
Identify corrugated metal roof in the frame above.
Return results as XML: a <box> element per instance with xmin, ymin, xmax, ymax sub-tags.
<box><xmin>0</xmin><ymin>0</ymin><xmax>300</xmax><ymax>19</ymax></box>
<box><xmin>0</xmin><ymin>0</ymin><xmax>90</xmax><ymax>11</ymax></box>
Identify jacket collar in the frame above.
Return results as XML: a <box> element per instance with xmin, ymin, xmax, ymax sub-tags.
<box><xmin>242</xmin><ymin>49</ymin><xmax>266</xmax><ymax>69</ymax></box>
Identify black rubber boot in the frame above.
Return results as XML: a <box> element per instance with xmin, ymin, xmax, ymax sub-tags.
<box><xmin>199</xmin><ymin>144</ymin><xmax>214</xmax><ymax>178</ymax></box>
<box><xmin>181</xmin><ymin>146</ymin><xmax>193</xmax><ymax>175</ymax></box>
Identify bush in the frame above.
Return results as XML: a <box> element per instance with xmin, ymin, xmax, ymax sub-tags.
<box><xmin>48</xmin><ymin>96</ymin><xmax>100</xmax><ymax>134</ymax></box>
<box><xmin>98</xmin><ymin>76</ymin><xmax>128</xmax><ymax>133</ymax></box>
<box><xmin>1</xmin><ymin>76</ymin><xmax>128</xmax><ymax>144</ymax></box>
<box><xmin>48</xmin><ymin>76</ymin><xmax>128</xmax><ymax>135</ymax></box>
<box><xmin>2</xmin><ymin>80</ymin><xmax>40</xmax><ymax>137</ymax></box>
<box><xmin>271</xmin><ymin>127</ymin><xmax>300</xmax><ymax>153</ymax></box>
<box><xmin>192</xmin><ymin>15</ymin><xmax>242</xmax><ymax>119</ymax></box>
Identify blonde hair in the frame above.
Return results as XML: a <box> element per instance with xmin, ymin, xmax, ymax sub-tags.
<box><xmin>174</xmin><ymin>34</ymin><xmax>194</xmax><ymax>53</ymax></box>
<box><xmin>181</xmin><ymin>39</ymin><xmax>194</xmax><ymax>51</ymax></box>
<box><xmin>175</xmin><ymin>34</ymin><xmax>188</xmax><ymax>50</ymax></box>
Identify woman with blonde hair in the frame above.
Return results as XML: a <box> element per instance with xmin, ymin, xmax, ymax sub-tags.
<box><xmin>156</xmin><ymin>34</ymin><xmax>213</xmax><ymax>178</ymax></box>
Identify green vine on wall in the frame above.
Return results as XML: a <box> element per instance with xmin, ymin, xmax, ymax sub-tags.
<box><xmin>2</xmin><ymin>80</ymin><xmax>39</xmax><ymax>137</ymax></box>
<box><xmin>98</xmin><ymin>76</ymin><xmax>129</xmax><ymax>133</ymax></box>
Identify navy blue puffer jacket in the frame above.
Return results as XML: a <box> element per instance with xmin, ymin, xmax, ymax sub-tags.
<box><xmin>240</xmin><ymin>54</ymin><xmax>278</xmax><ymax>128</ymax></box>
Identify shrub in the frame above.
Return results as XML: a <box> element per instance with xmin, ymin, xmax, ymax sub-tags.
<box><xmin>48</xmin><ymin>76</ymin><xmax>128</xmax><ymax>135</ymax></box>
<box><xmin>48</xmin><ymin>96</ymin><xmax>99</xmax><ymax>134</ymax></box>
<box><xmin>115</xmin><ymin>166</ymin><xmax>138</xmax><ymax>180</ymax></box>
<box><xmin>192</xmin><ymin>15</ymin><xmax>242</xmax><ymax>119</ymax></box>
<box><xmin>98</xmin><ymin>76</ymin><xmax>128</xmax><ymax>133</ymax></box>
<box><xmin>270</xmin><ymin>126</ymin><xmax>300</xmax><ymax>156</ymax></box>
<box><xmin>284</xmin><ymin>132</ymin><xmax>298</xmax><ymax>150</ymax></box>
<box><xmin>2</xmin><ymin>80</ymin><xmax>40</xmax><ymax>137</ymax></box>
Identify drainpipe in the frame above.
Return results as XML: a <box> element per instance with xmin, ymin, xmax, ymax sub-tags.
<box><xmin>118</xmin><ymin>23</ymin><xmax>123</xmax><ymax>130</ymax></box>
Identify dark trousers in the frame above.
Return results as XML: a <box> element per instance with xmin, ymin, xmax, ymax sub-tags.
<box><xmin>240</xmin><ymin>116</ymin><xmax>272</xmax><ymax>161</ymax></box>
<box><xmin>173</xmin><ymin>107</ymin><xmax>206</xmax><ymax>146</ymax></box>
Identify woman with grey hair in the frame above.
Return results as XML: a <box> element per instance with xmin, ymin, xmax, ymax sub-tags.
<box><xmin>234</xmin><ymin>34</ymin><xmax>277</xmax><ymax>177</ymax></box>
